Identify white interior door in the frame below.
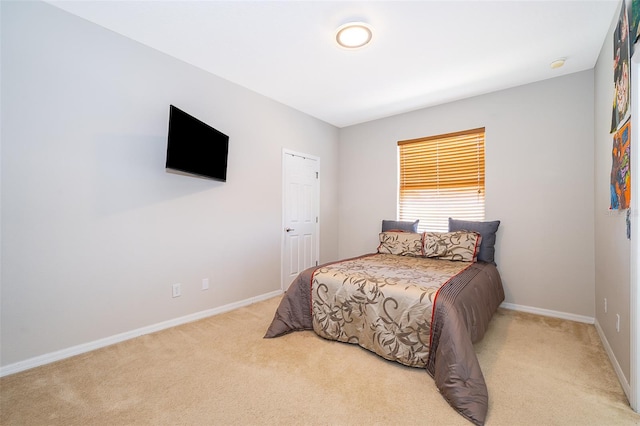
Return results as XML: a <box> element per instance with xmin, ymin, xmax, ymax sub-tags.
<box><xmin>282</xmin><ymin>150</ymin><xmax>319</xmax><ymax>291</ymax></box>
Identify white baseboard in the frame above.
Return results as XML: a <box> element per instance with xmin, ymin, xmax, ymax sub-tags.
<box><xmin>594</xmin><ymin>318</ymin><xmax>632</xmax><ymax>400</ymax></box>
<box><xmin>500</xmin><ymin>302</ymin><xmax>595</xmax><ymax>324</ymax></box>
<box><xmin>0</xmin><ymin>290</ymin><xmax>283</xmax><ymax>378</ymax></box>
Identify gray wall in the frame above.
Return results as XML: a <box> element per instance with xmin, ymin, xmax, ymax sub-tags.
<box><xmin>594</xmin><ymin>1</ymin><xmax>632</xmax><ymax>386</ymax></box>
<box><xmin>1</xmin><ymin>1</ymin><xmax>339</xmax><ymax>367</ymax></box>
<box><xmin>338</xmin><ymin>71</ymin><xmax>596</xmax><ymax>319</ymax></box>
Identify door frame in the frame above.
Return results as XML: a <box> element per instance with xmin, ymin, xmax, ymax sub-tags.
<box><xmin>281</xmin><ymin>149</ymin><xmax>320</xmax><ymax>292</ymax></box>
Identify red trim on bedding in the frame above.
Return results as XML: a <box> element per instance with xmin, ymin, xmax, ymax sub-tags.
<box><xmin>472</xmin><ymin>232</ymin><xmax>482</xmax><ymax>262</ymax></box>
<box><xmin>428</xmin><ymin>261</ymin><xmax>475</xmax><ymax>347</ymax></box>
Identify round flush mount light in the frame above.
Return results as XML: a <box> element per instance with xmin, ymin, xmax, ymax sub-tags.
<box><xmin>336</xmin><ymin>22</ymin><xmax>373</xmax><ymax>49</ymax></box>
<box><xmin>550</xmin><ymin>58</ymin><xmax>566</xmax><ymax>69</ymax></box>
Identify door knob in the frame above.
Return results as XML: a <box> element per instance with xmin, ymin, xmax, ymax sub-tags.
<box><xmin>285</xmin><ymin>228</ymin><xmax>295</xmax><ymax>232</ymax></box>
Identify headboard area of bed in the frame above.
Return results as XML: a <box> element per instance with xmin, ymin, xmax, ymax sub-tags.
<box><xmin>379</xmin><ymin>218</ymin><xmax>501</xmax><ymax>265</ymax></box>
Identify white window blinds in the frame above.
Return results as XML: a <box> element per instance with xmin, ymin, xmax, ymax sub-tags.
<box><xmin>398</xmin><ymin>127</ymin><xmax>485</xmax><ymax>232</ymax></box>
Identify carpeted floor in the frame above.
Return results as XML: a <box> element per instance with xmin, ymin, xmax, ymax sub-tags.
<box><xmin>1</xmin><ymin>296</ymin><xmax>639</xmax><ymax>425</ymax></box>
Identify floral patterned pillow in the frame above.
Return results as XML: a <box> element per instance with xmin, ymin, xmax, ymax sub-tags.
<box><xmin>377</xmin><ymin>232</ymin><xmax>424</xmax><ymax>256</ymax></box>
<box><xmin>423</xmin><ymin>231</ymin><xmax>482</xmax><ymax>262</ymax></box>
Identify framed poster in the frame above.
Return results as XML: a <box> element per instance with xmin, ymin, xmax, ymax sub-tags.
<box><xmin>632</xmin><ymin>0</ymin><xmax>640</xmax><ymax>47</ymax></box>
<box><xmin>612</xmin><ymin>0</ymin><xmax>631</xmax><ymax>133</ymax></box>
<box><xmin>611</xmin><ymin>119</ymin><xmax>631</xmax><ymax>210</ymax></box>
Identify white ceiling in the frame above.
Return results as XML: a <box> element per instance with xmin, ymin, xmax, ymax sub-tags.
<box><xmin>48</xmin><ymin>0</ymin><xmax>619</xmax><ymax>128</ymax></box>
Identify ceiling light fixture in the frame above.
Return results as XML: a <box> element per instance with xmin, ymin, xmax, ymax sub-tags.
<box><xmin>550</xmin><ymin>58</ymin><xmax>566</xmax><ymax>69</ymax></box>
<box><xmin>335</xmin><ymin>22</ymin><xmax>373</xmax><ymax>49</ymax></box>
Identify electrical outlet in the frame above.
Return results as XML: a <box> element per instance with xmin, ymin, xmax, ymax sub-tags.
<box><xmin>616</xmin><ymin>314</ymin><xmax>621</xmax><ymax>332</ymax></box>
<box><xmin>604</xmin><ymin>298</ymin><xmax>608</xmax><ymax>313</ymax></box>
<box><xmin>172</xmin><ymin>283</ymin><xmax>181</xmax><ymax>298</ymax></box>
<box><xmin>202</xmin><ymin>278</ymin><xmax>210</xmax><ymax>290</ymax></box>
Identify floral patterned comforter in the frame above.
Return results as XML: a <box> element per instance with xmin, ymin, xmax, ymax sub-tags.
<box><xmin>311</xmin><ymin>253</ymin><xmax>469</xmax><ymax>367</ymax></box>
<box><xmin>264</xmin><ymin>253</ymin><xmax>504</xmax><ymax>426</ymax></box>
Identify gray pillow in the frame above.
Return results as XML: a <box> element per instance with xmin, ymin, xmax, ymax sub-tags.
<box><xmin>448</xmin><ymin>218</ymin><xmax>500</xmax><ymax>264</ymax></box>
<box><xmin>381</xmin><ymin>219</ymin><xmax>419</xmax><ymax>233</ymax></box>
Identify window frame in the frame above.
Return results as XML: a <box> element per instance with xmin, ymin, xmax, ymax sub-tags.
<box><xmin>397</xmin><ymin>127</ymin><xmax>486</xmax><ymax>232</ymax></box>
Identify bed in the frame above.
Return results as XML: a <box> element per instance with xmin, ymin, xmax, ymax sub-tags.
<box><xmin>265</xmin><ymin>220</ymin><xmax>504</xmax><ymax>426</ymax></box>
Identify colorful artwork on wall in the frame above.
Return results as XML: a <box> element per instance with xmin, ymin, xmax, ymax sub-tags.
<box><xmin>611</xmin><ymin>119</ymin><xmax>631</xmax><ymax>210</ymax></box>
<box><xmin>632</xmin><ymin>0</ymin><xmax>640</xmax><ymax>46</ymax></box>
<box><xmin>611</xmin><ymin>0</ymin><xmax>631</xmax><ymax>133</ymax></box>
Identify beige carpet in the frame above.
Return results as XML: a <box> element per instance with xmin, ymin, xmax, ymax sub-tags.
<box><xmin>1</xmin><ymin>296</ymin><xmax>639</xmax><ymax>425</ymax></box>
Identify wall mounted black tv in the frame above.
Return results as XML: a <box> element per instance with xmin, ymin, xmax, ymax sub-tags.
<box><xmin>165</xmin><ymin>105</ymin><xmax>229</xmax><ymax>182</ymax></box>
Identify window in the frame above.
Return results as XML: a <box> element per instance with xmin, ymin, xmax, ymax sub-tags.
<box><xmin>398</xmin><ymin>127</ymin><xmax>485</xmax><ymax>232</ymax></box>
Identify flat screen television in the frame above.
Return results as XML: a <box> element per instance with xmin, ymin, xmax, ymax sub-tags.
<box><xmin>165</xmin><ymin>105</ymin><xmax>229</xmax><ymax>182</ymax></box>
